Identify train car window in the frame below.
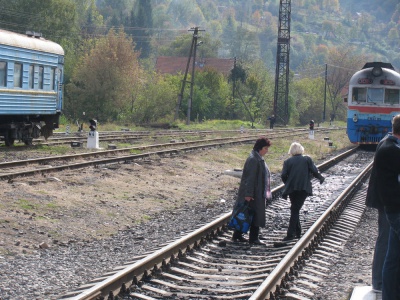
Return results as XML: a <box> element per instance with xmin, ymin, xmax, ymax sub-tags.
<box><xmin>367</xmin><ymin>88</ymin><xmax>384</xmax><ymax>104</ymax></box>
<box><xmin>50</xmin><ymin>67</ymin><xmax>55</xmax><ymax>90</ymax></box>
<box><xmin>29</xmin><ymin>65</ymin><xmax>34</xmax><ymax>89</ymax></box>
<box><xmin>385</xmin><ymin>89</ymin><xmax>400</xmax><ymax>105</ymax></box>
<box><xmin>38</xmin><ymin>66</ymin><xmax>44</xmax><ymax>89</ymax></box>
<box><xmin>352</xmin><ymin>87</ymin><xmax>367</xmax><ymax>103</ymax></box>
<box><xmin>0</xmin><ymin>61</ymin><xmax>6</xmax><ymax>87</ymax></box>
<box><xmin>13</xmin><ymin>63</ymin><xmax>22</xmax><ymax>88</ymax></box>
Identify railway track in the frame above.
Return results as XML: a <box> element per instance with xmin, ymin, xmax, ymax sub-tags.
<box><xmin>0</xmin><ymin>128</ymin><xmax>335</xmax><ymax>180</ymax></box>
<box><xmin>58</xmin><ymin>147</ymin><xmax>374</xmax><ymax>300</ymax></box>
<box><xmin>34</xmin><ymin>128</ymin><xmax>295</xmax><ymax>146</ymax></box>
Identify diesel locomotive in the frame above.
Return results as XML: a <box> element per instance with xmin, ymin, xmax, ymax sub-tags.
<box><xmin>346</xmin><ymin>62</ymin><xmax>400</xmax><ymax>144</ymax></box>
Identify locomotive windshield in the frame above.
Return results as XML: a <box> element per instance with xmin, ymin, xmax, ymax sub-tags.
<box><xmin>352</xmin><ymin>87</ymin><xmax>399</xmax><ymax>105</ymax></box>
<box><xmin>352</xmin><ymin>88</ymin><xmax>366</xmax><ymax>102</ymax></box>
<box><xmin>385</xmin><ymin>89</ymin><xmax>400</xmax><ymax>104</ymax></box>
<box><xmin>367</xmin><ymin>88</ymin><xmax>384</xmax><ymax>104</ymax></box>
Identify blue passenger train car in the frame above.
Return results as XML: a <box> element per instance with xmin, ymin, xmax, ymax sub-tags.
<box><xmin>0</xmin><ymin>29</ymin><xmax>64</xmax><ymax>146</ymax></box>
<box><xmin>345</xmin><ymin>62</ymin><xmax>400</xmax><ymax>144</ymax></box>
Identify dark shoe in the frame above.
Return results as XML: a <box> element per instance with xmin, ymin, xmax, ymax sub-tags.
<box><xmin>249</xmin><ymin>239</ymin><xmax>265</xmax><ymax>245</ymax></box>
<box><xmin>258</xmin><ymin>235</ymin><xmax>267</xmax><ymax>240</ymax></box>
<box><xmin>232</xmin><ymin>235</ymin><xmax>248</xmax><ymax>243</ymax></box>
<box><xmin>282</xmin><ymin>235</ymin><xmax>296</xmax><ymax>241</ymax></box>
<box><xmin>371</xmin><ymin>287</ymin><xmax>382</xmax><ymax>293</ymax></box>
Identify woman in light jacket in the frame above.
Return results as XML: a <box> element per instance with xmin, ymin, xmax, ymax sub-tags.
<box><xmin>281</xmin><ymin>142</ymin><xmax>324</xmax><ymax>241</ymax></box>
<box><xmin>231</xmin><ymin>137</ymin><xmax>272</xmax><ymax>245</ymax></box>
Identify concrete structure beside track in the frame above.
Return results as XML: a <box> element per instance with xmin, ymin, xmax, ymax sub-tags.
<box><xmin>223</xmin><ymin>169</ymin><xmax>242</xmax><ymax>178</ymax></box>
<box><xmin>350</xmin><ymin>286</ymin><xmax>381</xmax><ymax>300</ymax></box>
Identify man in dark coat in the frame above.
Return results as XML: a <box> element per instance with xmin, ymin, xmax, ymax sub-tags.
<box><xmin>374</xmin><ymin>114</ymin><xmax>400</xmax><ymax>299</ymax></box>
<box><xmin>365</xmin><ymin>134</ymin><xmax>390</xmax><ymax>293</ymax></box>
<box><xmin>231</xmin><ymin>137</ymin><xmax>272</xmax><ymax>245</ymax></box>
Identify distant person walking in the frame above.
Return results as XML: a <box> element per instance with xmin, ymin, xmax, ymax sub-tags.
<box><xmin>372</xmin><ymin>114</ymin><xmax>400</xmax><ymax>300</ymax></box>
<box><xmin>231</xmin><ymin>137</ymin><xmax>272</xmax><ymax>245</ymax></box>
<box><xmin>268</xmin><ymin>115</ymin><xmax>276</xmax><ymax>129</ymax></box>
<box><xmin>280</xmin><ymin>142</ymin><xmax>324</xmax><ymax>241</ymax></box>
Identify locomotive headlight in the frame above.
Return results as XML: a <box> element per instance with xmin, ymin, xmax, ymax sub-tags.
<box><xmin>372</xmin><ymin>66</ymin><xmax>383</xmax><ymax>77</ymax></box>
<box><xmin>353</xmin><ymin>114</ymin><xmax>358</xmax><ymax>122</ymax></box>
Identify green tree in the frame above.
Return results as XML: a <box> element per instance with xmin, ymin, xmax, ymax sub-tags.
<box><xmin>76</xmin><ymin>0</ymin><xmax>105</xmax><ymax>38</ymax></box>
<box><xmin>158</xmin><ymin>32</ymin><xmax>220</xmax><ymax>58</ymax></box>
<box><xmin>221</xmin><ymin>14</ymin><xmax>238</xmax><ymax>58</ymax></box>
<box><xmin>167</xmin><ymin>0</ymin><xmax>199</xmax><ymax>27</ymax></box>
<box><xmin>322</xmin><ymin>20</ymin><xmax>336</xmax><ymax>39</ymax></box>
<box><xmin>190</xmin><ymin>69</ymin><xmax>231</xmax><ymax>121</ymax></box>
<box><xmin>96</xmin><ymin>0</ymin><xmax>133</xmax><ymax>26</ymax></box>
<box><xmin>232</xmin><ymin>60</ymin><xmax>274</xmax><ymax>124</ymax></box>
<box><xmin>132</xmin><ymin>73</ymin><xmax>180</xmax><ymax>124</ymax></box>
<box><xmin>234</xmin><ymin>27</ymin><xmax>260</xmax><ymax>62</ymax></box>
<box><xmin>291</xmin><ymin>78</ymin><xmax>325</xmax><ymax>125</ymax></box>
<box><xmin>0</xmin><ymin>0</ymin><xmax>78</xmax><ymax>42</ymax></box>
<box><xmin>65</xmin><ymin>28</ymin><xmax>142</xmax><ymax>122</ymax></box>
<box><xmin>130</xmin><ymin>0</ymin><xmax>153</xmax><ymax>58</ymax></box>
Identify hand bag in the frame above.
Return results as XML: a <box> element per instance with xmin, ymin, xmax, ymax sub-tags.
<box><xmin>228</xmin><ymin>202</ymin><xmax>254</xmax><ymax>233</ymax></box>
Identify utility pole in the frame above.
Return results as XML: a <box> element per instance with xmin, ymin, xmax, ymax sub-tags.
<box><xmin>273</xmin><ymin>0</ymin><xmax>291</xmax><ymax>125</ymax></box>
<box><xmin>231</xmin><ymin>57</ymin><xmax>236</xmax><ymax>119</ymax></box>
<box><xmin>174</xmin><ymin>27</ymin><xmax>204</xmax><ymax>125</ymax></box>
<box><xmin>323</xmin><ymin>63</ymin><xmax>327</xmax><ymax>122</ymax></box>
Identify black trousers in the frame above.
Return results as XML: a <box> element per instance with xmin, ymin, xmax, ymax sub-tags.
<box><xmin>249</xmin><ymin>225</ymin><xmax>259</xmax><ymax>242</ymax></box>
<box><xmin>287</xmin><ymin>190</ymin><xmax>308</xmax><ymax>238</ymax></box>
<box><xmin>232</xmin><ymin>225</ymin><xmax>259</xmax><ymax>241</ymax></box>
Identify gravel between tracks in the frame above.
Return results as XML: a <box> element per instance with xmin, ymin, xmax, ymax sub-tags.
<box><xmin>0</xmin><ymin>143</ymin><xmax>377</xmax><ymax>300</ymax></box>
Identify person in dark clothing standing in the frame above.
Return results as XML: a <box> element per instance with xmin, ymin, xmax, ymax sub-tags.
<box><xmin>374</xmin><ymin>114</ymin><xmax>400</xmax><ymax>300</ymax></box>
<box><xmin>280</xmin><ymin>142</ymin><xmax>324</xmax><ymax>241</ymax></box>
<box><xmin>365</xmin><ymin>134</ymin><xmax>390</xmax><ymax>293</ymax></box>
<box><xmin>231</xmin><ymin>137</ymin><xmax>272</xmax><ymax>245</ymax></box>
<box><xmin>268</xmin><ymin>115</ymin><xmax>275</xmax><ymax>129</ymax></box>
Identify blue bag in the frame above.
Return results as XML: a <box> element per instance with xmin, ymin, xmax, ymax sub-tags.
<box><xmin>228</xmin><ymin>202</ymin><xmax>254</xmax><ymax>233</ymax></box>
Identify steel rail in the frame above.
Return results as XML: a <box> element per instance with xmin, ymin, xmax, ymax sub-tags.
<box><xmin>250</xmin><ymin>159</ymin><xmax>373</xmax><ymax>299</ymax></box>
<box><xmin>0</xmin><ymin>130</ymin><xmax>330</xmax><ymax>180</ymax></box>
<box><xmin>66</xmin><ymin>214</ymin><xmax>229</xmax><ymax>299</ymax></box>
<box><xmin>62</xmin><ymin>146</ymin><xmax>358</xmax><ymax>300</ymax></box>
<box><xmin>39</xmin><ymin>128</ymin><xmax>295</xmax><ymax>145</ymax></box>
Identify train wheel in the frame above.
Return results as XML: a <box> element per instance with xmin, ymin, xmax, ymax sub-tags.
<box><xmin>4</xmin><ymin>131</ymin><xmax>15</xmax><ymax>147</ymax></box>
<box><xmin>4</xmin><ymin>136</ymin><xmax>15</xmax><ymax>147</ymax></box>
<box><xmin>41</xmin><ymin>124</ymin><xmax>52</xmax><ymax>140</ymax></box>
<box><xmin>23</xmin><ymin>138</ymin><xmax>33</xmax><ymax>146</ymax></box>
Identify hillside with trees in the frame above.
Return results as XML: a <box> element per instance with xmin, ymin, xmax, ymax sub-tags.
<box><xmin>0</xmin><ymin>0</ymin><xmax>398</xmax><ymax>127</ymax></box>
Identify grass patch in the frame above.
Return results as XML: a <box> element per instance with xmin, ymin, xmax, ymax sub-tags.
<box><xmin>177</xmin><ymin>119</ymin><xmax>264</xmax><ymax>131</ymax></box>
<box><xmin>210</xmin><ymin>127</ymin><xmax>352</xmax><ymax>173</ymax></box>
<box><xmin>39</xmin><ymin>145</ymin><xmax>72</xmax><ymax>155</ymax></box>
<box><xmin>45</xmin><ymin>202</ymin><xmax>59</xmax><ymax>209</ymax></box>
<box><xmin>17</xmin><ymin>199</ymin><xmax>36</xmax><ymax>210</ymax></box>
<box><xmin>129</xmin><ymin>149</ymin><xmax>143</xmax><ymax>154</ymax></box>
<box><xmin>142</xmin><ymin>215</ymin><xmax>151</xmax><ymax>221</ymax></box>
